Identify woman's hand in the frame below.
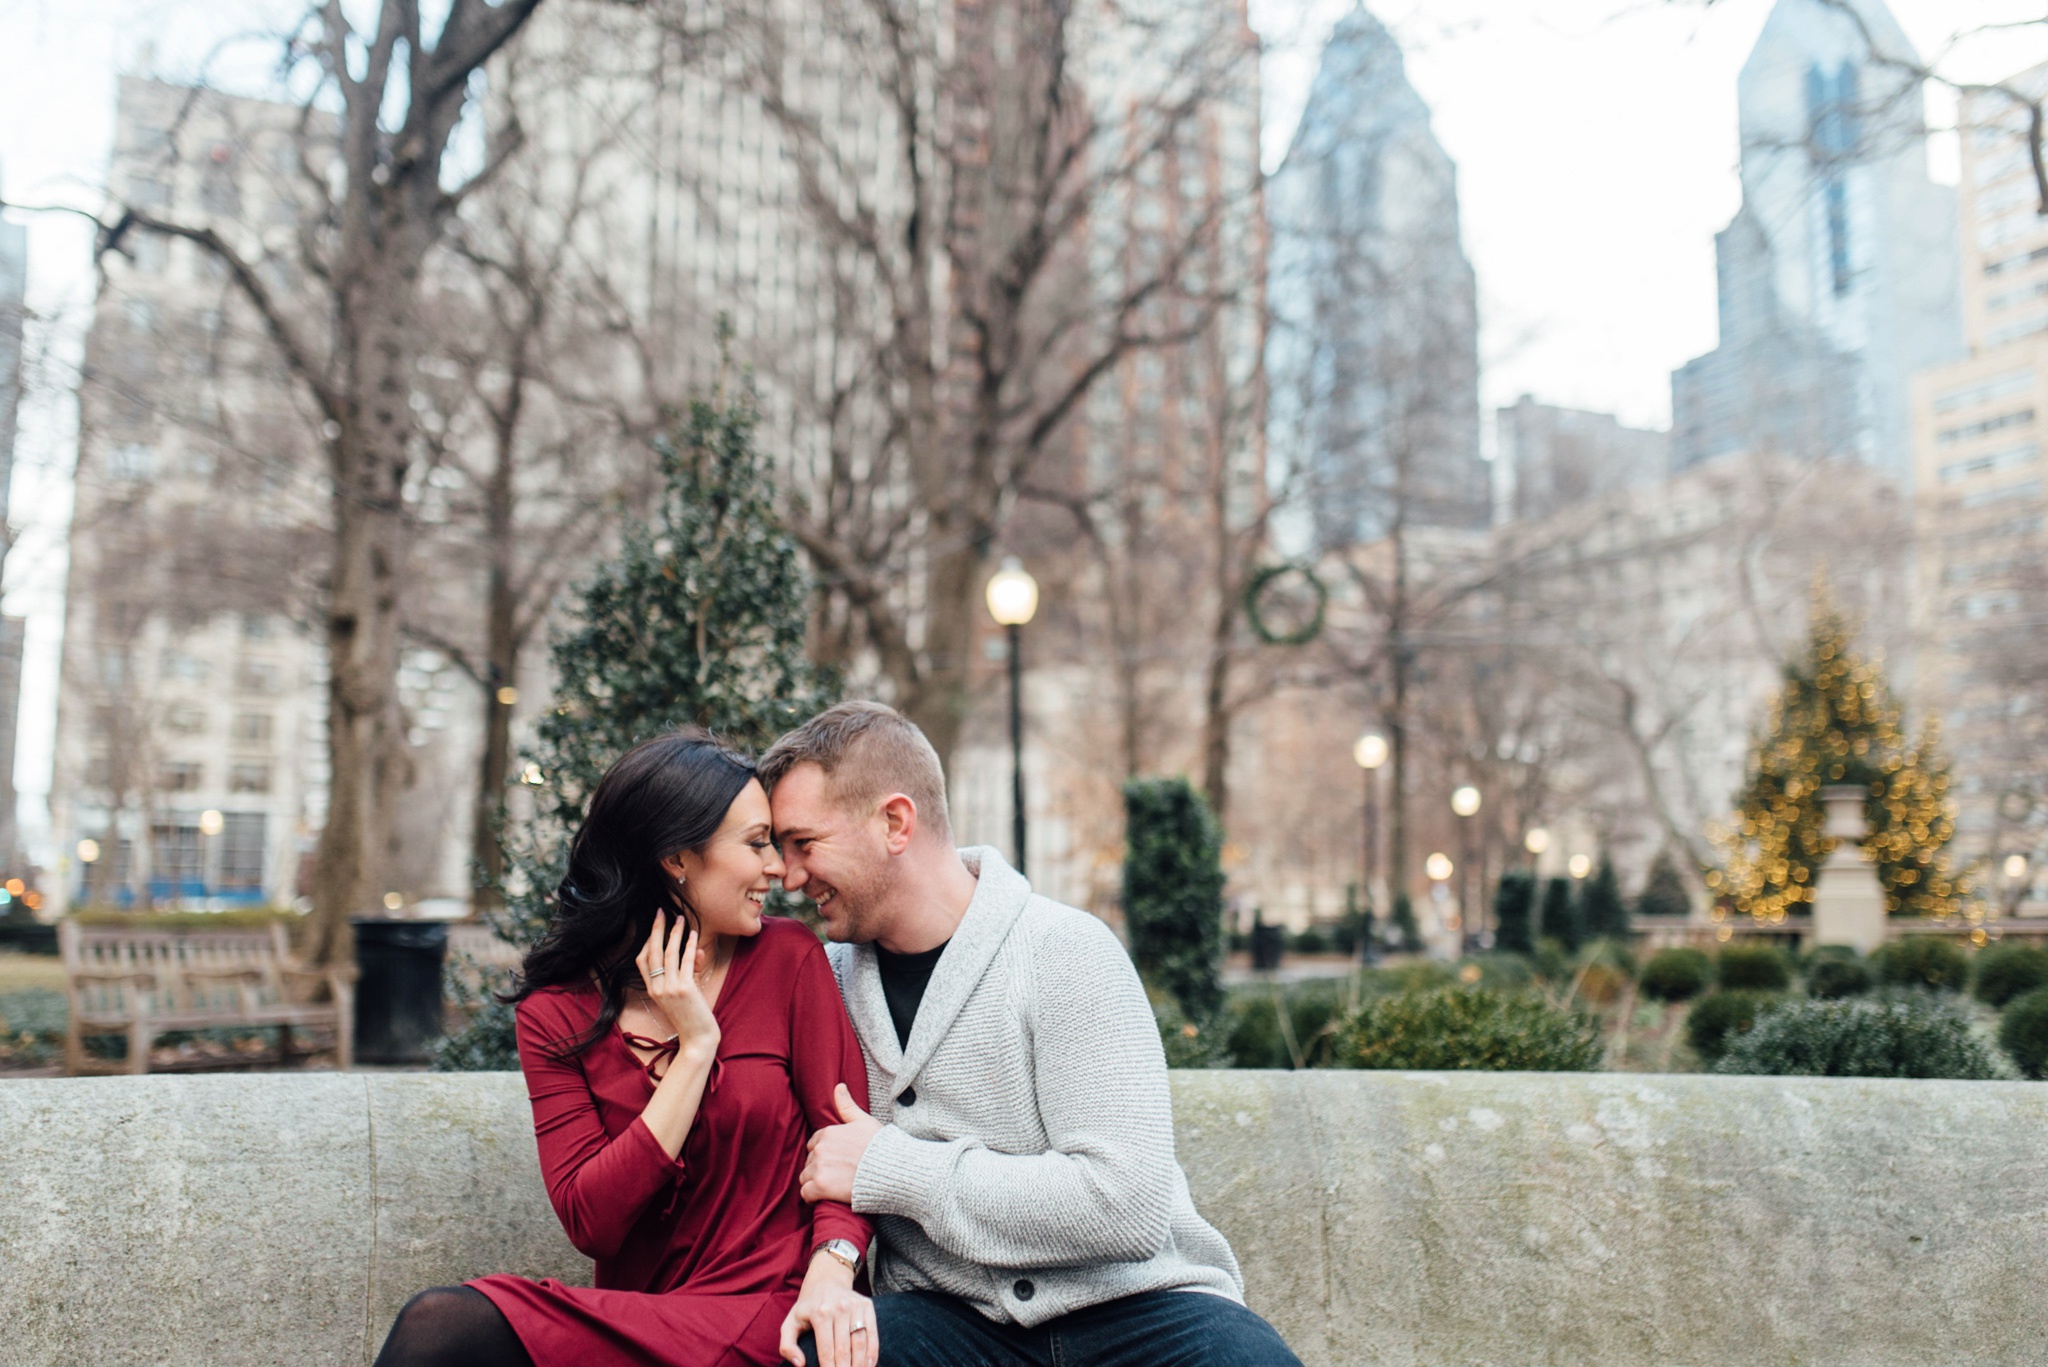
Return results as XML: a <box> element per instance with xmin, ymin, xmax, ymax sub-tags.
<box><xmin>636</xmin><ymin>913</ymin><xmax>719</xmax><ymax>1061</ymax></box>
<box><xmin>778</xmin><ymin>1250</ymin><xmax>876</xmax><ymax>1367</ymax></box>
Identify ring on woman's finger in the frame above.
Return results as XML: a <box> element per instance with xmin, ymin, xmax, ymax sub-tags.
<box><xmin>648</xmin><ymin>966</ymin><xmax>666</xmax><ymax>978</ymax></box>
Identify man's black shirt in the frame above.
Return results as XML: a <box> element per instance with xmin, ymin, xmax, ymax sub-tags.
<box><xmin>874</xmin><ymin>939</ymin><xmax>949</xmax><ymax>1048</ymax></box>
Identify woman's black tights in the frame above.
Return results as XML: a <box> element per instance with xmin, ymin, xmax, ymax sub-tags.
<box><xmin>373</xmin><ymin>1286</ymin><xmax>535</xmax><ymax>1367</ymax></box>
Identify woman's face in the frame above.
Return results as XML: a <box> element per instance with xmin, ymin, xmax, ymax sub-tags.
<box><xmin>668</xmin><ymin>778</ymin><xmax>784</xmax><ymax>939</ymax></box>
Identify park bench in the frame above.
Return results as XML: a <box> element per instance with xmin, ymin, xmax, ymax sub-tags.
<box><xmin>58</xmin><ymin>919</ymin><xmax>353</xmax><ymax>1074</ymax></box>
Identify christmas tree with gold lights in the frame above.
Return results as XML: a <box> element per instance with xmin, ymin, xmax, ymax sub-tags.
<box><xmin>1708</xmin><ymin>593</ymin><xmax>1966</xmax><ymax>922</ymax></box>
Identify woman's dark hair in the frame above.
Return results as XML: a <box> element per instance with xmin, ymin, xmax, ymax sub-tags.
<box><xmin>512</xmin><ymin>727</ymin><xmax>756</xmax><ymax>1058</ymax></box>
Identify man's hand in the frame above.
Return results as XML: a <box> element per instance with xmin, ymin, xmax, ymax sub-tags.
<box><xmin>801</xmin><ymin>1084</ymin><xmax>882</xmax><ymax>1205</ymax></box>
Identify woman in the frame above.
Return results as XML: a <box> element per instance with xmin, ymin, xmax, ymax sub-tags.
<box><xmin>374</xmin><ymin>729</ymin><xmax>877</xmax><ymax>1367</ymax></box>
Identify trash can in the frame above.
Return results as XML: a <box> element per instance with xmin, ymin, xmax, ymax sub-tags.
<box><xmin>352</xmin><ymin>919</ymin><xmax>449</xmax><ymax>1065</ymax></box>
<box><xmin>1250</xmin><ymin>922</ymin><xmax>1285</xmax><ymax>972</ymax></box>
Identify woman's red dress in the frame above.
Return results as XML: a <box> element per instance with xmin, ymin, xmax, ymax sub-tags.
<box><xmin>471</xmin><ymin>916</ymin><xmax>872</xmax><ymax>1367</ymax></box>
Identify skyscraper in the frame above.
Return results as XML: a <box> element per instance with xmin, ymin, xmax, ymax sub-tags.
<box><xmin>1672</xmin><ymin>0</ymin><xmax>1962</xmax><ymax>479</ymax></box>
<box><xmin>1909</xmin><ymin>61</ymin><xmax>2048</xmax><ymax>877</ymax></box>
<box><xmin>1266</xmin><ymin>5</ymin><xmax>1484</xmax><ymax>549</ymax></box>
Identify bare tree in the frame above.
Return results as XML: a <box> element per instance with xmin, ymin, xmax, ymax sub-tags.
<box><xmin>74</xmin><ymin>2</ymin><xmax>557</xmax><ymax>965</ymax></box>
<box><xmin>660</xmin><ymin>0</ymin><xmax>1257</xmax><ymax>765</ymax></box>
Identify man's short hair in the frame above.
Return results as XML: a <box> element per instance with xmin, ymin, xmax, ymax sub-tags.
<box><xmin>758</xmin><ymin>701</ymin><xmax>952</xmax><ymax>841</ymax></box>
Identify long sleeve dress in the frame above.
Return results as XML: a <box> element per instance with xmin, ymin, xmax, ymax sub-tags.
<box><xmin>471</xmin><ymin>915</ymin><xmax>872</xmax><ymax>1367</ymax></box>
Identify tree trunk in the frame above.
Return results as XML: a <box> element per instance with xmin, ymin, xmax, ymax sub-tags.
<box><xmin>307</xmin><ymin>240</ymin><xmax>423</xmax><ymax>969</ymax></box>
<box><xmin>471</xmin><ymin>395</ymin><xmax>522</xmax><ymax>916</ymax></box>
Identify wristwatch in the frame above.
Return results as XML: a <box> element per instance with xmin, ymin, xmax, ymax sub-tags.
<box><xmin>814</xmin><ymin>1238</ymin><xmax>864</xmax><ymax>1275</ymax></box>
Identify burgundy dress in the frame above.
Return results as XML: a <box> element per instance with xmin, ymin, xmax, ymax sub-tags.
<box><xmin>472</xmin><ymin>916</ymin><xmax>872</xmax><ymax>1367</ymax></box>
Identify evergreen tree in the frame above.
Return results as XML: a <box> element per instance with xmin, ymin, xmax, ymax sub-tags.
<box><xmin>1581</xmin><ymin>857</ymin><xmax>1630</xmax><ymax>940</ymax></box>
<box><xmin>1336</xmin><ymin>882</ymin><xmax>1374</xmax><ymax>957</ymax></box>
<box><xmin>439</xmin><ymin>383</ymin><xmax>837</xmax><ymax>1070</ymax></box>
<box><xmin>1390</xmin><ymin>891</ymin><xmax>1423</xmax><ymax>953</ymax></box>
<box><xmin>1636</xmin><ymin>849</ymin><xmax>1692</xmax><ymax>917</ymax></box>
<box><xmin>1539</xmin><ymin>876</ymin><xmax>1580</xmax><ymax>951</ymax></box>
<box><xmin>1122</xmin><ymin>777</ymin><xmax>1227</xmax><ymax>1021</ymax></box>
<box><xmin>1710</xmin><ymin>591</ymin><xmax>1965</xmax><ymax>924</ymax></box>
<box><xmin>1493</xmin><ymin>870</ymin><xmax>1537</xmax><ymax>955</ymax></box>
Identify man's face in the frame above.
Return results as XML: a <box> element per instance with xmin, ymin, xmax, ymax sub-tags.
<box><xmin>771</xmin><ymin>762</ymin><xmax>898</xmax><ymax>943</ymax></box>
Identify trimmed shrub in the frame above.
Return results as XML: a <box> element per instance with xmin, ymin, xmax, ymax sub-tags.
<box><xmin>1389</xmin><ymin>892</ymin><xmax>1422</xmax><ymax>952</ymax></box>
<box><xmin>1291</xmin><ymin>927</ymin><xmax>1328</xmax><ymax>956</ymax></box>
<box><xmin>1872</xmin><ymin>936</ymin><xmax>1969</xmax><ymax>993</ymax></box>
<box><xmin>1363</xmin><ymin>960</ymin><xmax>1457</xmax><ymax>997</ymax></box>
<box><xmin>1538</xmin><ymin>877</ymin><xmax>1581</xmax><ymax>952</ymax></box>
<box><xmin>1123</xmin><ymin>777</ymin><xmax>1227</xmax><ymax>1022</ymax></box>
<box><xmin>1636</xmin><ymin>850</ymin><xmax>1692</xmax><ymax>917</ymax></box>
<box><xmin>1714</xmin><ymin>994</ymin><xmax>2014</xmax><ymax>1080</ymax></box>
<box><xmin>1805</xmin><ymin>955</ymin><xmax>1872</xmax><ymax>999</ymax></box>
<box><xmin>1717</xmin><ymin>944</ymin><xmax>1793</xmax><ymax>991</ymax></box>
<box><xmin>1152</xmin><ymin>995</ymin><xmax>1230</xmax><ymax>1069</ymax></box>
<box><xmin>1223</xmin><ymin>981</ymin><xmax>1345</xmax><ymax>1069</ymax></box>
<box><xmin>1974</xmin><ymin>943</ymin><xmax>2048</xmax><ymax>1008</ymax></box>
<box><xmin>1493</xmin><ymin>870</ymin><xmax>1537</xmax><ymax>955</ymax></box>
<box><xmin>1334</xmin><ymin>987</ymin><xmax>1602</xmax><ymax>1072</ymax></box>
<box><xmin>1686</xmin><ymin>990</ymin><xmax>1774</xmax><ymax>1062</ymax></box>
<box><xmin>1999</xmin><ymin>986</ymin><xmax>2048</xmax><ymax>1079</ymax></box>
<box><xmin>1580</xmin><ymin>858</ymin><xmax>1630</xmax><ymax>940</ymax></box>
<box><xmin>1458</xmin><ymin>953</ymin><xmax>1535</xmax><ymax>991</ymax></box>
<box><xmin>1640</xmin><ymin>947</ymin><xmax>1714</xmax><ymax>1002</ymax></box>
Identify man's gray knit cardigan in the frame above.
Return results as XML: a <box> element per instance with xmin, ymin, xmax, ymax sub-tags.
<box><xmin>826</xmin><ymin>846</ymin><xmax>1244</xmax><ymax>1327</ymax></box>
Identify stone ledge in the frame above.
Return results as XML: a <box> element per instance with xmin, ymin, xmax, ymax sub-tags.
<box><xmin>3</xmin><ymin>1070</ymin><xmax>2043</xmax><ymax>1366</ymax></box>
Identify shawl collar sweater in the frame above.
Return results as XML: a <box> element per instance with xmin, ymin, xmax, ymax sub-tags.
<box><xmin>830</xmin><ymin>846</ymin><xmax>1243</xmax><ymax>1326</ymax></box>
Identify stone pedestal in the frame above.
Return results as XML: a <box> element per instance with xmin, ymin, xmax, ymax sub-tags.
<box><xmin>1812</xmin><ymin>785</ymin><xmax>1887</xmax><ymax>953</ymax></box>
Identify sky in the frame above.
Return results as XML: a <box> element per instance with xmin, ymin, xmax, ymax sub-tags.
<box><xmin>2</xmin><ymin>0</ymin><xmax>2046</xmax><ymax>858</ymax></box>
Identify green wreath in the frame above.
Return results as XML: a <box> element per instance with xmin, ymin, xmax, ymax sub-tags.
<box><xmin>1243</xmin><ymin>563</ymin><xmax>1327</xmax><ymax>646</ymax></box>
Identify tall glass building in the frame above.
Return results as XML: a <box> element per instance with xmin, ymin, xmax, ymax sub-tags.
<box><xmin>1266</xmin><ymin>5</ymin><xmax>1485</xmax><ymax>550</ymax></box>
<box><xmin>1671</xmin><ymin>0</ymin><xmax>1962</xmax><ymax>482</ymax></box>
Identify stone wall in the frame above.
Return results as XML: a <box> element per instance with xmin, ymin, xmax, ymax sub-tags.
<box><xmin>5</xmin><ymin>1070</ymin><xmax>2045</xmax><ymax>1365</ymax></box>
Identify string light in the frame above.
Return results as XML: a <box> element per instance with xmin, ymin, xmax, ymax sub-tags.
<box><xmin>1711</xmin><ymin>592</ymin><xmax>1966</xmax><ymax>924</ymax></box>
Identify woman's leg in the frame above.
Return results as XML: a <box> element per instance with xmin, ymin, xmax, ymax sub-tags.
<box><xmin>372</xmin><ymin>1286</ymin><xmax>536</xmax><ymax>1367</ymax></box>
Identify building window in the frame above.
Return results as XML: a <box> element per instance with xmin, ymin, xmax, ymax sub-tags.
<box><xmin>160</xmin><ymin>650</ymin><xmax>208</xmax><ymax>682</ymax></box>
<box><xmin>1938</xmin><ymin>408</ymin><xmax>2036</xmax><ymax>446</ymax></box>
<box><xmin>166</xmin><ymin>705</ymin><xmax>208</xmax><ymax>734</ymax></box>
<box><xmin>230</xmin><ymin>712</ymin><xmax>275</xmax><ymax>745</ymax></box>
<box><xmin>128</xmin><ymin>231</ymin><xmax>168</xmax><ymax>274</ymax></box>
<box><xmin>109</xmin><ymin>442</ymin><xmax>156</xmax><ymax>481</ymax></box>
<box><xmin>151</xmin><ymin>824</ymin><xmax>204</xmax><ymax>887</ymax></box>
<box><xmin>85</xmin><ymin>754</ymin><xmax>113</xmax><ymax>787</ymax></box>
<box><xmin>1805</xmin><ymin>62</ymin><xmax>1860</xmax><ymax>297</ymax></box>
<box><xmin>200</xmin><ymin>144</ymin><xmax>241</xmax><ymax>215</ymax></box>
<box><xmin>219</xmin><ymin>813</ymin><xmax>266</xmax><ymax>890</ymax></box>
<box><xmin>241</xmin><ymin>613</ymin><xmax>274</xmax><ymax>641</ymax></box>
<box><xmin>228</xmin><ymin>763</ymin><xmax>272</xmax><ymax>794</ymax></box>
<box><xmin>128</xmin><ymin>175</ymin><xmax>171</xmax><ymax>209</ymax></box>
<box><xmin>235</xmin><ymin>660</ymin><xmax>282</xmax><ymax>695</ymax></box>
<box><xmin>158</xmin><ymin>761</ymin><xmax>204</xmax><ymax>792</ymax></box>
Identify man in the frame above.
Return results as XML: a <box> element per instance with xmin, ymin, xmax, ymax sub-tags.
<box><xmin>759</xmin><ymin>700</ymin><xmax>1301</xmax><ymax>1367</ymax></box>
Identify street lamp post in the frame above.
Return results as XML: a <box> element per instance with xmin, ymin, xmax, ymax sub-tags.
<box><xmin>1353</xmin><ymin>733</ymin><xmax>1387</xmax><ymax>909</ymax></box>
<box><xmin>1451</xmin><ymin>786</ymin><xmax>1481</xmax><ymax>949</ymax></box>
<box><xmin>198</xmin><ymin>808</ymin><xmax>225</xmax><ymax>903</ymax></box>
<box><xmin>986</xmin><ymin>558</ymin><xmax>1040</xmax><ymax>880</ymax></box>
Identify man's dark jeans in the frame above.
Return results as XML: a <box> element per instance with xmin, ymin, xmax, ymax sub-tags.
<box><xmin>866</xmin><ymin>1287</ymin><xmax>1303</xmax><ymax>1367</ymax></box>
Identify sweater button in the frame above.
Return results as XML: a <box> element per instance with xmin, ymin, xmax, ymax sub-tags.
<box><xmin>1013</xmin><ymin>1278</ymin><xmax>1035</xmax><ymax>1301</ymax></box>
<box><xmin>898</xmin><ymin>1087</ymin><xmax>916</xmax><ymax>1107</ymax></box>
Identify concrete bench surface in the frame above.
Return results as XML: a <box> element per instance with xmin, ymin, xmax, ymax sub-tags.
<box><xmin>4</xmin><ymin>1071</ymin><xmax>2044</xmax><ymax>1366</ymax></box>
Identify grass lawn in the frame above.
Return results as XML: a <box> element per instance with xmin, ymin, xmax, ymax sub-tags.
<box><xmin>0</xmin><ymin>951</ymin><xmax>65</xmax><ymax>994</ymax></box>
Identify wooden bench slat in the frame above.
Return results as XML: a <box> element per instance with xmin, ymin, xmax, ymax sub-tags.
<box><xmin>60</xmin><ymin>921</ymin><xmax>355</xmax><ymax>1075</ymax></box>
